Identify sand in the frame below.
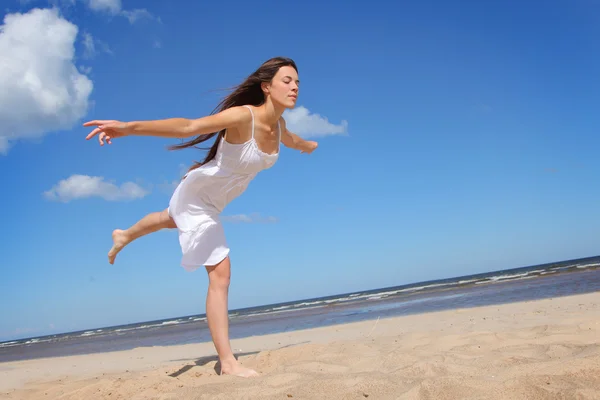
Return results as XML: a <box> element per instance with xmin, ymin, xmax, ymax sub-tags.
<box><xmin>1</xmin><ymin>292</ymin><xmax>599</xmax><ymax>399</ymax></box>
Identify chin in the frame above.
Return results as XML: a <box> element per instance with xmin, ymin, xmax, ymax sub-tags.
<box><xmin>274</xmin><ymin>97</ymin><xmax>297</xmax><ymax>109</ymax></box>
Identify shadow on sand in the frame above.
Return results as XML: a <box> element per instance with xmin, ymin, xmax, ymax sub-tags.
<box><xmin>168</xmin><ymin>341</ymin><xmax>310</xmax><ymax>376</ymax></box>
<box><xmin>168</xmin><ymin>351</ymin><xmax>259</xmax><ymax>376</ymax></box>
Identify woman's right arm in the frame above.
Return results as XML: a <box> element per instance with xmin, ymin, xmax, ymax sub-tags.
<box><xmin>129</xmin><ymin>107</ymin><xmax>249</xmax><ymax>138</ymax></box>
<box><xmin>84</xmin><ymin>106</ymin><xmax>249</xmax><ymax>144</ymax></box>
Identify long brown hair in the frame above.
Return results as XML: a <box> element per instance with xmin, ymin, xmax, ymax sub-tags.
<box><xmin>169</xmin><ymin>56</ymin><xmax>298</xmax><ymax>173</ymax></box>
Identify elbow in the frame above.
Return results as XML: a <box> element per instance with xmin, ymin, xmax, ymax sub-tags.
<box><xmin>179</xmin><ymin>119</ymin><xmax>197</xmax><ymax>138</ymax></box>
<box><xmin>290</xmin><ymin>134</ymin><xmax>300</xmax><ymax>148</ymax></box>
<box><xmin>283</xmin><ymin>138</ymin><xmax>297</xmax><ymax>149</ymax></box>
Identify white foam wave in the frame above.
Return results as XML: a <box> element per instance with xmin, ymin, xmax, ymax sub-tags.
<box><xmin>271</xmin><ymin>305</ymin><xmax>293</xmax><ymax>311</ymax></box>
<box><xmin>474</xmin><ymin>269</ymin><xmax>551</xmax><ymax>285</ymax></box>
<box><xmin>577</xmin><ymin>262</ymin><xmax>600</xmax><ymax>269</ymax></box>
<box><xmin>242</xmin><ymin>305</ymin><xmax>328</xmax><ymax>319</ymax></box>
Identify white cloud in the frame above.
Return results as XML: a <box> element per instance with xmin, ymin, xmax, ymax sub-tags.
<box><xmin>81</xmin><ymin>31</ymin><xmax>112</xmax><ymax>59</ymax></box>
<box><xmin>15</xmin><ymin>0</ymin><xmax>157</xmax><ymax>23</ymax></box>
<box><xmin>283</xmin><ymin>106</ymin><xmax>348</xmax><ymax>138</ymax></box>
<box><xmin>121</xmin><ymin>8</ymin><xmax>155</xmax><ymax>23</ymax></box>
<box><xmin>221</xmin><ymin>213</ymin><xmax>279</xmax><ymax>224</ymax></box>
<box><xmin>0</xmin><ymin>8</ymin><xmax>93</xmax><ymax>154</ymax></box>
<box><xmin>82</xmin><ymin>32</ymin><xmax>95</xmax><ymax>57</ymax></box>
<box><xmin>84</xmin><ymin>0</ymin><xmax>157</xmax><ymax>24</ymax></box>
<box><xmin>87</xmin><ymin>0</ymin><xmax>120</xmax><ymax>14</ymax></box>
<box><xmin>44</xmin><ymin>174</ymin><xmax>149</xmax><ymax>202</ymax></box>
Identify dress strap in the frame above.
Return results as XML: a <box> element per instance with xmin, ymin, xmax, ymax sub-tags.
<box><xmin>244</xmin><ymin>105</ymin><xmax>255</xmax><ymax>139</ymax></box>
<box><xmin>277</xmin><ymin>119</ymin><xmax>281</xmax><ymax>151</ymax></box>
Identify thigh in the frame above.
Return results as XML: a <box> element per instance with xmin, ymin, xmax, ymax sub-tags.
<box><xmin>206</xmin><ymin>256</ymin><xmax>231</xmax><ymax>283</ymax></box>
<box><xmin>179</xmin><ymin>215</ymin><xmax>230</xmax><ymax>272</ymax></box>
<box><xmin>159</xmin><ymin>208</ymin><xmax>177</xmax><ymax>228</ymax></box>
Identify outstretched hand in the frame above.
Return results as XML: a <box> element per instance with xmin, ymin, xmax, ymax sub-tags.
<box><xmin>83</xmin><ymin>120</ymin><xmax>131</xmax><ymax>146</ymax></box>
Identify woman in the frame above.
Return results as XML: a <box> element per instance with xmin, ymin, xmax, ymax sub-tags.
<box><xmin>83</xmin><ymin>57</ymin><xmax>318</xmax><ymax>377</ymax></box>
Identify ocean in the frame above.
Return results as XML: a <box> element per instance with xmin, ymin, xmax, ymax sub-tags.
<box><xmin>1</xmin><ymin>255</ymin><xmax>599</xmax><ymax>363</ymax></box>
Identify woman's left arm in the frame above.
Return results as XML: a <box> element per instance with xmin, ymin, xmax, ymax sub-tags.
<box><xmin>280</xmin><ymin>118</ymin><xmax>318</xmax><ymax>154</ymax></box>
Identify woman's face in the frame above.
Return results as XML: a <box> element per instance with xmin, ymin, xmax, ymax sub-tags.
<box><xmin>266</xmin><ymin>66</ymin><xmax>299</xmax><ymax>109</ymax></box>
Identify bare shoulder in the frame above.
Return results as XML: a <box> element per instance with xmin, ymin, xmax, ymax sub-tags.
<box><xmin>215</xmin><ymin>105</ymin><xmax>253</xmax><ymax>126</ymax></box>
<box><xmin>220</xmin><ymin>105</ymin><xmax>255</xmax><ymax>143</ymax></box>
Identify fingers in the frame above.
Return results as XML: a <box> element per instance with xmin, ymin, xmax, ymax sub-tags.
<box><xmin>84</xmin><ymin>119</ymin><xmax>123</xmax><ymax>148</ymax></box>
<box><xmin>85</xmin><ymin>126</ymin><xmax>103</xmax><ymax>140</ymax></box>
<box><xmin>86</xmin><ymin>126</ymin><xmax>116</xmax><ymax>147</ymax></box>
<box><xmin>84</xmin><ymin>120</ymin><xmax>116</xmax><ymax>146</ymax></box>
<box><xmin>83</xmin><ymin>120</ymin><xmax>113</xmax><ymax>127</ymax></box>
<box><xmin>97</xmin><ymin>133</ymin><xmax>113</xmax><ymax>146</ymax></box>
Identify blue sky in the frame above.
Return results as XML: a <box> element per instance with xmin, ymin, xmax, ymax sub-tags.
<box><xmin>1</xmin><ymin>0</ymin><xmax>600</xmax><ymax>341</ymax></box>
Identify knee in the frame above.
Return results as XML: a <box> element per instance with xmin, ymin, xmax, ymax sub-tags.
<box><xmin>207</xmin><ymin>259</ymin><xmax>231</xmax><ymax>289</ymax></box>
<box><xmin>210</xmin><ymin>271</ymin><xmax>230</xmax><ymax>289</ymax></box>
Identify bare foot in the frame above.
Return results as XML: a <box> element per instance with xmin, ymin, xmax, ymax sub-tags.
<box><xmin>220</xmin><ymin>359</ymin><xmax>259</xmax><ymax>378</ymax></box>
<box><xmin>108</xmin><ymin>229</ymin><xmax>131</xmax><ymax>264</ymax></box>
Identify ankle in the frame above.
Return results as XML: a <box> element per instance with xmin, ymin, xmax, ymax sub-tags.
<box><xmin>220</xmin><ymin>355</ymin><xmax>238</xmax><ymax>367</ymax></box>
<box><xmin>113</xmin><ymin>229</ymin><xmax>130</xmax><ymax>241</ymax></box>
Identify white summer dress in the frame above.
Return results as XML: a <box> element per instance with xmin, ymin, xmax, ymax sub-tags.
<box><xmin>167</xmin><ymin>105</ymin><xmax>280</xmax><ymax>271</ymax></box>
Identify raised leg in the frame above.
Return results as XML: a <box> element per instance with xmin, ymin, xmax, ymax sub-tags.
<box><xmin>205</xmin><ymin>256</ymin><xmax>258</xmax><ymax>377</ymax></box>
<box><xmin>108</xmin><ymin>208</ymin><xmax>176</xmax><ymax>264</ymax></box>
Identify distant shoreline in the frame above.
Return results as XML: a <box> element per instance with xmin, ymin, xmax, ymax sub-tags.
<box><xmin>3</xmin><ymin>254</ymin><xmax>598</xmax><ymax>347</ymax></box>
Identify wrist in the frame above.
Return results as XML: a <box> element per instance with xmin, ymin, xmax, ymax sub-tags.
<box><xmin>125</xmin><ymin>121</ymin><xmax>140</xmax><ymax>135</ymax></box>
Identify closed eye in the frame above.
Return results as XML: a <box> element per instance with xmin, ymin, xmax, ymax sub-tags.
<box><xmin>283</xmin><ymin>76</ymin><xmax>300</xmax><ymax>86</ymax></box>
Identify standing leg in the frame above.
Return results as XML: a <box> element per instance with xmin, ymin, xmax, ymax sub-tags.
<box><xmin>108</xmin><ymin>208</ymin><xmax>176</xmax><ymax>264</ymax></box>
<box><xmin>205</xmin><ymin>256</ymin><xmax>258</xmax><ymax>377</ymax></box>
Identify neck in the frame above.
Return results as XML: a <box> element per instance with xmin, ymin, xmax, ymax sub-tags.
<box><xmin>257</xmin><ymin>98</ymin><xmax>285</xmax><ymax>125</ymax></box>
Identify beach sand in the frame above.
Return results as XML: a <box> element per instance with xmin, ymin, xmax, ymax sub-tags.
<box><xmin>1</xmin><ymin>292</ymin><xmax>599</xmax><ymax>399</ymax></box>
